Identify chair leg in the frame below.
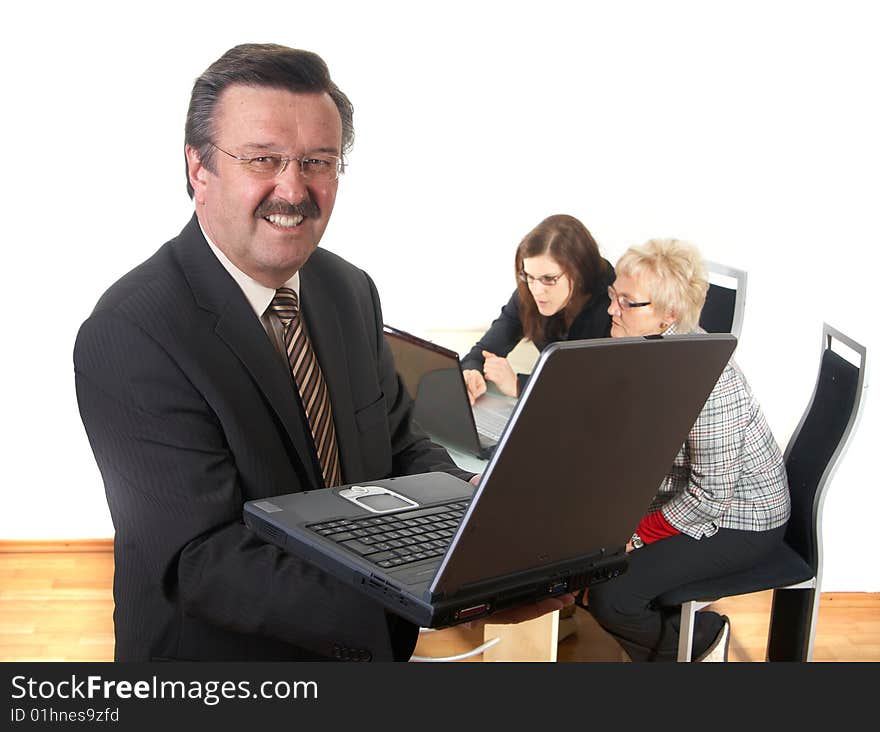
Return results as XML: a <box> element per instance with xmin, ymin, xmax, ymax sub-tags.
<box><xmin>677</xmin><ymin>601</ymin><xmax>698</xmax><ymax>661</ymax></box>
<box><xmin>766</xmin><ymin>587</ymin><xmax>819</xmax><ymax>661</ymax></box>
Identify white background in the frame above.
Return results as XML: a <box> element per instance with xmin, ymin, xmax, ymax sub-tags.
<box><xmin>1</xmin><ymin>1</ymin><xmax>876</xmax><ymax>591</ymax></box>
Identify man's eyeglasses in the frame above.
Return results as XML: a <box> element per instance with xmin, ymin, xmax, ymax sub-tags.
<box><xmin>607</xmin><ymin>285</ymin><xmax>651</xmax><ymax>309</ymax></box>
<box><xmin>210</xmin><ymin>142</ymin><xmax>346</xmax><ymax>182</ymax></box>
<box><xmin>517</xmin><ymin>271</ymin><xmax>566</xmax><ymax>287</ymax></box>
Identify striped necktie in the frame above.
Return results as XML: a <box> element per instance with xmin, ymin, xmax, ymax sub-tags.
<box><xmin>269</xmin><ymin>287</ymin><xmax>342</xmax><ymax>488</ymax></box>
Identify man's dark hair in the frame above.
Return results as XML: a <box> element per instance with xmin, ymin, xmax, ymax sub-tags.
<box><xmin>184</xmin><ymin>43</ymin><xmax>354</xmax><ymax>198</ymax></box>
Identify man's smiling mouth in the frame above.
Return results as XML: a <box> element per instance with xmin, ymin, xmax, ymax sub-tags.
<box><xmin>264</xmin><ymin>213</ymin><xmax>304</xmax><ymax>228</ymax></box>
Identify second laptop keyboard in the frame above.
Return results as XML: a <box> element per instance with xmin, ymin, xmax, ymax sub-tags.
<box><xmin>474</xmin><ymin>408</ymin><xmax>508</xmax><ymax>441</ymax></box>
<box><xmin>308</xmin><ymin>500</ymin><xmax>469</xmax><ymax>568</ymax></box>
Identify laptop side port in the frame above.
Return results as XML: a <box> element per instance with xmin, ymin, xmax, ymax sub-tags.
<box><xmin>454</xmin><ymin>603</ymin><xmax>491</xmax><ymax>622</ymax></box>
<box><xmin>548</xmin><ymin>580</ymin><xmax>568</xmax><ymax>595</ymax></box>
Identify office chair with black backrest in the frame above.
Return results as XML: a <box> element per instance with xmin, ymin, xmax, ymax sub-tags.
<box><xmin>658</xmin><ymin>322</ymin><xmax>867</xmax><ymax>661</ymax></box>
<box><xmin>700</xmin><ymin>261</ymin><xmax>748</xmax><ymax>338</ymax></box>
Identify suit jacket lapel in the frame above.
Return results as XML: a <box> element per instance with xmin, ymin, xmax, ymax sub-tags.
<box><xmin>300</xmin><ymin>264</ymin><xmax>362</xmax><ymax>483</ymax></box>
<box><xmin>173</xmin><ymin>215</ymin><xmax>325</xmax><ymax>489</ymax></box>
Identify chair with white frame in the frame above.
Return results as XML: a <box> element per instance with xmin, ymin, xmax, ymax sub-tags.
<box><xmin>699</xmin><ymin>260</ymin><xmax>748</xmax><ymax>339</ymax></box>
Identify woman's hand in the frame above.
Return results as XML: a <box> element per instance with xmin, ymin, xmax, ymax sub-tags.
<box><xmin>462</xmin><ymin>369</ymin><xmax>487</xmax><ymax>405</ymax></box>
<box><xmin>482</xmin><ymin>351</ymin><xmax>518</xmax><ymax>397</ymax></box>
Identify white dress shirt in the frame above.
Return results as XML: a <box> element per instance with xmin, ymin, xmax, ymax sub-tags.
<box><xmin>200</xmin><ymin>222</ymin><xmax>300</xmax><ymax>362</ymax></box>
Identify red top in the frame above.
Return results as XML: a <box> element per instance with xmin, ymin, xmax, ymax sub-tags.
<box><xmin>636</xmin><ymin>510</ymin><xmax>680</xmax><ymax>543</ymax></box>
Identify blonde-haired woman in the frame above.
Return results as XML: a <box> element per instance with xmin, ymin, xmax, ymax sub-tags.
<box><xmin>587</xmin><ymin>238</ymin><xmax>791</xmax><ymax>662</ymax></box>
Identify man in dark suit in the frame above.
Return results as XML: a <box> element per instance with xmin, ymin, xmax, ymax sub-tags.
<box><xmin>74</xmin><ymin>43</ymin><xmax>570</xmax><ymax>662</ymax></box>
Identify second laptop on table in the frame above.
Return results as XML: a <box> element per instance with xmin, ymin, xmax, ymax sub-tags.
<box><xmin>383</xmin><ymin>325</ymin><xmax>516</xmax><ymax>459</ymax></box>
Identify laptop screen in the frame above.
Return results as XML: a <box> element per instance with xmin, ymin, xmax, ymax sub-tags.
<box><xmin>431</xmin><ymin>334</ymin><xmax>737</xmax><ymax>595</ymax></box>
<box><xmin>383</xmin><ymin>325</ymin><xmax>485</xmax><ymax>456</ymax></box>
<box><xmin>383</xmin><ymin>326</ymin><xmax>461</xmax><ymax>401</ymax></box>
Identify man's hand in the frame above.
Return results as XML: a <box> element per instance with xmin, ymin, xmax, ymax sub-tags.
<box><xmin>482</xmin><ymin>351</ymin><xmax>517</xmax><ymax>397</ymax></box>
<box><xmin>464</xmin><ymin>593</ymin><xmax>575</xmax><ymax>629</ymax></box>
<box><xmin>462</xmin><ymin>369</ymin><xmax>487</xmax><ymax>405</ymax></box>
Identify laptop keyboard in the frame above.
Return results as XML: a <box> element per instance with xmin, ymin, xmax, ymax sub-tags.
<box><xmin>308</xmin><ymin>500</ymin><xmax>469</xmax><ymax>568</ymax></box>
<box><xmin>474</xmin><ymin>408</ymin><xmax>508</xmax><ymax>441</ymax></box>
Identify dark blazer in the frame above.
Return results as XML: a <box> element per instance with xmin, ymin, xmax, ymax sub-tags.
<box><xmin>74</xmin><ymin>215</ymin><xmax>472</xmax><ymax>661</ymax></box>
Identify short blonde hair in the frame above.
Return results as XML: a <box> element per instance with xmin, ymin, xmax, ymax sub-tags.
<box><xmin>615</xmin><ymin>238</ymin><xmax>709</xmax><ymax>333</ymax></box>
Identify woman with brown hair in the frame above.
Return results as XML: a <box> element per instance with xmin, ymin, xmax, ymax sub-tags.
<box><xmin>461</xmin><ymin>214</ymin><xmax>614</xmax><ymax>402</ymax></box>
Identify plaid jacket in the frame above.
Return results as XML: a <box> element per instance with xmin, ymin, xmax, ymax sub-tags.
<box><xmin>650</xmin><ymin>328</ymin><xmax>791</xmax><ymax>538</ymax></box>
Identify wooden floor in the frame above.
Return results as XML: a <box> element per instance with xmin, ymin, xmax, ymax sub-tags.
<box><xmin>1</xmin><ymin>545</ymin><xmax>115</xmax><ymax>662</ymax></box>
<box><xmin>2</xmin><ymin>544</ymin><xmax>878</xmax><ymax>662</ymax></box>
